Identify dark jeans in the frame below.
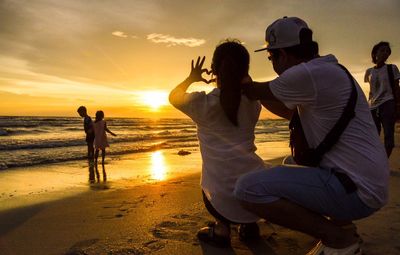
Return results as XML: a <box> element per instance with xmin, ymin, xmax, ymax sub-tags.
<box><xmin>86</xmin><ymin>135</ymin><xmax>95</xmax><ymax>160</ymax></box>
<box><xmin>371</xmin><ymin>99</ymin><xmax>396</xmax><ymax>156</ymax></box>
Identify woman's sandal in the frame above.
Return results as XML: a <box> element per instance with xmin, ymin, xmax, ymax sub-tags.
<box><xmin>238</xmin><ymin>222</ymin><xmax>260</xmax><ymax>241</ymax></box>
<box><xmin>197</xmin><ymin>222</ymin><xmax>231</xmax><ymax>248</ymax></box>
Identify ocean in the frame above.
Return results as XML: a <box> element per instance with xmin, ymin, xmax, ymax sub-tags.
<box><xmin>0</xmin><ymin>116</ymin><xmax>290</xmax><ymax>170</ymax></box>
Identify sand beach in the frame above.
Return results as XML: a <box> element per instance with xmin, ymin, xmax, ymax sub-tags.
<box><xmin>0</xmin><ymin>138</ymin><xmax>399</xmax><ymax>255</ymax></box>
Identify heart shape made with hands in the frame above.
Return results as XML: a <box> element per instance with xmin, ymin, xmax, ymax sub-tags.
<box><xmin>203</xmin><ymin>69</ymin><xmax>215</xmax><ymax>84</ymax></box>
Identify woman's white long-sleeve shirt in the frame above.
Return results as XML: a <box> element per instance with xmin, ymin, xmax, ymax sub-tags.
<box><xmin>170</xmin><ymin>87</ymin><xmax>266</xmax><ymax>222</ymax></box>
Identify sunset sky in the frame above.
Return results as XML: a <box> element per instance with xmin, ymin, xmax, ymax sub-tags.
<box><xmin>0</xmin><ymin>0</ymin><xmax>399</xmax><ymax>118</ymax></box>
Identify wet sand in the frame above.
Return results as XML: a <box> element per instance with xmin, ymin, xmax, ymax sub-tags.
<box><xmin>0</xmin><ymin>140</ymin><xmax>399</xmax><ymax>254</ymax></box>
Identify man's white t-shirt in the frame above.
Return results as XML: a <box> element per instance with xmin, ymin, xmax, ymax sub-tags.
<box><xmin>364</xmin><ymin>64</ymin><xmax>400</xmax><ymax>109</ymax></box>
<box><xmin>269</xmin><ymin>54</ymin><xmax>389</xmax><ymax>209</ymax></box>
<box><xmin>170</xmin><ymin>88</ymin><xmax>266</xmax><ymax>222</ymax></box>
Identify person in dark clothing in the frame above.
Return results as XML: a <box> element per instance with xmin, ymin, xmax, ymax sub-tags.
<box><xmin>364</xmin><ymin>41</ymin><xmax>400</xmax><ymax>157</ymax></box>
<box><xmin>77</xmin><ymin>106</ymin><xmax>95</xmax><ymax>182</ymax></box>
<box><xmin>77</xmin><ymin>106</ymin><xmax>95</xmax><ymax>161</ymax></box>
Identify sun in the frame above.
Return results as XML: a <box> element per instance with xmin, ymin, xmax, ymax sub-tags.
<box><xmin>139</xmin><ymin>91</ymin><xmax>169</xmax><ymax>111</ymax></box>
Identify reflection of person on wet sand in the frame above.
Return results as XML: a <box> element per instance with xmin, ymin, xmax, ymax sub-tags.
<box><xmin>93</xmin><ymin>110</ymin><xmax>116</xmax><ymax>181</ymax></box>
<box><xmin>87</xmin><ymin>163</ymin><xmax>96</xmax><ymax>183</ymax></box>
<box><xmin>94</xmin><ymin>162</ymin><xmax>107</xmax><ymax>182</ymax></box>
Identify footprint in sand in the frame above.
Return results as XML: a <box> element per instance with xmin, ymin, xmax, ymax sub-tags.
<box><xmin>99</xmin><ymin>196</ymin><xmax>148</xmax><ymax>219</ymax></box>
<box><xmin>152</xmin><ymin>226</ymin><xmax>192</xmax><ymax>242</ymax></box>
<box><xmin>151</xmin><ymin>213</ymin><xmax>210</xmax><ymax>244</ymax></box>
<box><xmin>142</xmin><ymin>239</ymin><xmax>166</xmax><ymax>252</ymax></box>
<box><xmin>105</xmin><ymin>248</ymin><xmax>145</xmax><ymax>255</ymax></box>
<box><xmin>65</xmin><ymin>239</ymin><xmax>100</xmax><ymax>255</ymax></box>
<box><xmin>152</xmin><ymin>220</ymin><xmax>197</xmax><ymax>242</ymax></box>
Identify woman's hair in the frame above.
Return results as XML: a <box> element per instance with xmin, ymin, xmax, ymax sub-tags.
<box><xmin>211</xmin><ymin>39</ymin><xmax>250</xmax><ymax>126</ymax></box>
<box><xmin>95</xmin><ymin>110</ymin><xmax>104</xmax><ymax>122</ymax></box>
<box><xmin>371</xmin><ymin>41</ymin><xmax>391</xmax><ymax>64</ymax></box>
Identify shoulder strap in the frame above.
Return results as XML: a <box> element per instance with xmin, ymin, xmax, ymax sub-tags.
<box><xmin>314</xmin><ymin>64</ymin><xmax>358</xmax><ymax>159</ymax></box>
<box><xmin>387</xmin><ymin>64</ymin><xmax>396</xmax><ymax>93</ymax></box>
<box><xmin>387</xmin><ymin>64</ymin><xmax>394</xmax><ymax>81</ymax></box>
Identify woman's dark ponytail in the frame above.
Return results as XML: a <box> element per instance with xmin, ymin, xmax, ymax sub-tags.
<box><xmin>212</xmin><ymin>40</ymin><xmax>249</xmax><ymax>126</ymax></box>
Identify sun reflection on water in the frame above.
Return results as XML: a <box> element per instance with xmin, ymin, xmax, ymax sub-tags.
<box><xmin>151</xmin><ymin>151</ymin><xmax>167</xmax><ymax>181</ymax></box>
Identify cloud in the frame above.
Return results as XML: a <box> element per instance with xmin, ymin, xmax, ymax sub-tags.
<box><xmin>147</xmin><ymin>33</ymin><xmax>205</xmax><ymax>47</ymax></box>
<box><xmin>112</xmin><ymin>31</ymin><xmax>128</xmax><ymax>38</ymax></box>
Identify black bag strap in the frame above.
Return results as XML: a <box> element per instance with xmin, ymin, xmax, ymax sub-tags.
<box><xmin>295</xmin><ymin>64</ymin><xmax>358</xmax><ymax>161</ymax></box>
<box><xmin>315</xmin><ymin>64</ymin><xmax>357</xmax><ymax>157</ymax></box>
<box><xmin>387</xmin><ymin>64</ymin><xmax>394</xmax><ymax>86</ymax></box>
<box><xmin>387</xmin><ymin>64</ymin><xmax>397</xmax><ymax>99</ymax></box>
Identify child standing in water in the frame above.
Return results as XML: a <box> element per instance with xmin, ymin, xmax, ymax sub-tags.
<box><xmin>93</xmin><ymin>110</ymin><xmax>117</xmax><ymax>167</ymax></box>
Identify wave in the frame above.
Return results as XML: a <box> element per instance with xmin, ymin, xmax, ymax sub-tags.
<box><xmin>0</xmin><ymin>131</ymin><xmax>197</xmax><ymax>151</ymax></box>
<box><xmin>0</xmin><ymin>141</ymin><xmax>173</xmax><ymax>170</ymax></box>
<box><xmin>0</xmin><ymin>117</ymin><xmax>80</xmax><ymax>127</ymax></box>
<box><xmin>0</xmin><ymin>128</ymin><xmax>53</xmax><ymax>136</ymax></box>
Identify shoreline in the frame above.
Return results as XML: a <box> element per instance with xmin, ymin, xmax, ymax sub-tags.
<box><xmin>0</xmin><ymin>147</ymin><xmax>202</xmax><ymax>212</ymax></box>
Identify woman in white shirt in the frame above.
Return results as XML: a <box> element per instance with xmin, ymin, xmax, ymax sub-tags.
<box><xmin>169</xmin><ymin>40</ymin><xmax>266</xmax><ymax>247</ymax></box>
<box><xmin>364</xmin><ymin>41</ymin><xmax>400</xmax><ymax>157</ymax></box>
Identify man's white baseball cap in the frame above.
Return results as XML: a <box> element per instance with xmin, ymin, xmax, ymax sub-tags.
<box><xmin>255</xmin><ymin>16</ymin><xmax>310</xmax><ymax>52</ymax></box>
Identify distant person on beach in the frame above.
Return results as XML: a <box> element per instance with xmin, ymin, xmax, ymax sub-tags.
<box><xmin>77</xmin><ymin>106</ymin><xmax>95</xmax><ymax>161</ymax></box>
<box><xmin>364</xmin><ymin>41</ymin><xmax>400</xmax><ymax>157</ymax></box>
<box><xmin>93</xmin><ymin>110</ymin><xmax>116</xmax><ymax>170</ymax></box>
<box><xmin>234</xmin><ymin>17</ymin><xmax>389</xmax><ymax>255</ymax></box>
<box><xmin>169</xmin><ymin>40</ymin><xmax>266</xmax><ymax>247</ymax></box>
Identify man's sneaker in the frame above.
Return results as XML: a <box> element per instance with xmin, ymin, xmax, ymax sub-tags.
<box><xmin>307</xmin><ymin>241</ymin><xmax>361</xmax><ymax>255</ymax></box>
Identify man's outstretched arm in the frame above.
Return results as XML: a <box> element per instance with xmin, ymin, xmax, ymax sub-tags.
<box><xmin>243</xmin><ymin>81</ymin><xmax>294</xmax><ymax>120</ymax></box>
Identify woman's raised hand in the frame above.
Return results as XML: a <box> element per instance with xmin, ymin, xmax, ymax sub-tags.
<box><xmin>189</xmin><ymin>56</ymin><xmax>213</xmax><ymax>84</ymax></box>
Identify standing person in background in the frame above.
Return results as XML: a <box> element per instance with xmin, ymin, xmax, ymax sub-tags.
<box><xmin>235</xmin><ymin>17</ymin><xmax>389</xmax><ymax>255</ymax></box>
<box><xmin>364</xmin><ymin>41</ymin><xmax>400</xmax><ymax>157</ymax></box>
<box><xmin>169</xmin><ymin>40</ymin><xmax>266</xmax><ymax>247</ymax></box>
<box><xmin>77</xmin><ymin>105</ymin><xmax>96</xmax><ymax>183</ymax></box>
<box><xmin>93</xmin><ymin>110</ymin><xmax>116</xmax><ymax>182</ymax></box>
<box><xmin>77</xmin><ymin>106</ymin><xmax>95</xmax><ymax>161</ymax></box>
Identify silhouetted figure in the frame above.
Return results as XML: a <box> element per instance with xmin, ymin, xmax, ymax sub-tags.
<box><xmin>77</xmin><ymin>106</ymin><xmax>95</xmax><ymax>182</ymax></box>
<box><xmin>93</xmin><ymin>110</ymin><xmax>116</xmax><ymax>179</ymax></box>
<box><xmin>169</xmin><ymin>40</ymin><xmax>265</xmax><ymax>247</ymax></box>
<box><xmin>236</xmin><ymin>16</ymin><xmax>389</xmax><ymax>255</ymax></box>
<box><xmin>364</xmin><ymin>41</ymin><xmax>400</xmax><ymax>157</ymax></box>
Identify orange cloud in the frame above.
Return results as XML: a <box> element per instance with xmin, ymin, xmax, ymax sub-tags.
<box><xmin>147</xmin><ymin>33</ymin><xmax>205</xmax><ymax>47</ymax></box>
